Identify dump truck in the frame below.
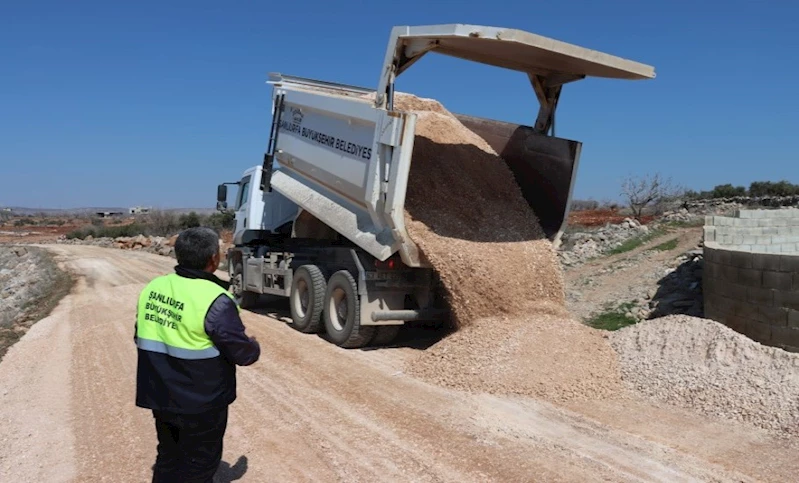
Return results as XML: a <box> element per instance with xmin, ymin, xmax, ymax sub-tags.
<box><xmin>216</xmin><ymin>24</ymin><xmax>655</xmax><ymax>348</ymax></box>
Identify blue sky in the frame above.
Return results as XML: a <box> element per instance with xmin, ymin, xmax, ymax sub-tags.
<box><xmin>1</xmin><ymin>0</ymin><xmax>797</xmax><ymax>208</ymax></box>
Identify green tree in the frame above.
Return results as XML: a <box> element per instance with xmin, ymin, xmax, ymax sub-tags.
<box><xmin>179</xmin><ymin>211</ymin><xmax>201</xmax><ymax>229</ymax></box>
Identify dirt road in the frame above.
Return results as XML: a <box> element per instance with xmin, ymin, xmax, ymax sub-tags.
<box><xmin>1</xmin><ymin>245</ymin><xmax>797</xmax><ymax>482</ymax></box>
<box><xmin>564</xmin><ymin>227</ymin><xmax>702</xmax><ymax>321</ymax></box>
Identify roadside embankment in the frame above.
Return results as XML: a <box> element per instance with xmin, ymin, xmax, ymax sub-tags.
<box><xmin>0</xmin><ymin>245</ymin><xmax>73</xmax><ymax>360</ymax></box>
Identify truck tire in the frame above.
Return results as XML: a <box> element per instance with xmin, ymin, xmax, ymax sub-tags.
<box><xmin>371</xmin><ymin>325</ymin><xmax>401</xmax><ymax>346</ymax></box>
<box><xmin>289</xmin><ymin>265</ymin><xmax>326</xmax><ymax>333</ymax></box>
<box><xmin>323</xmin><ymin>270</ymin><xmax>375</xmax><ymax>348</ymax></box>
<box><xmin>232</xmin><ymin>263</ymin><xmax>258</xmax><ymax>310</ymax></box>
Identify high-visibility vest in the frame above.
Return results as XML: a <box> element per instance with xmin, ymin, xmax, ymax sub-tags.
<box><xmin>136</xmin><ymin>273</ymin><xmax>236</xmax><ymax>360</ymax></box>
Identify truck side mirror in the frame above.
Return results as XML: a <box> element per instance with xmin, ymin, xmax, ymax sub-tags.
<box><xmin>216</xmin><ymin>200</ymin><xmax>228</xmax><ymax>211</ymax></box>
<box><xmin>217</xmin><ymin>184</ymin><xmax>228</xmax><ymax>203</ymax></box>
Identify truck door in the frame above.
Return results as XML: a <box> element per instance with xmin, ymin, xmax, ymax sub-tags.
<box><xmin>235</xmin><ymin>175</ymin><xmax>251</xmax><ymax>233</ymax></box>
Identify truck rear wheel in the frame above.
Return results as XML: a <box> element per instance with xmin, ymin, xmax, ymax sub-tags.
<box><xmin>323</xmin><ymin>270</ymin><xmax>375</xmax><ymax>348</ymax></box>
<box><xmin>231</xmin><ymin>263</ymin><xmax>259</xmax><ymax>310</ymax></box>
<box><xmin>290</xmin><ymin>265</ymin><xmax>326</xmax><ymax>333</ymax></box>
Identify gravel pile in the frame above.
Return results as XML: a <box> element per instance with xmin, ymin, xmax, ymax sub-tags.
<box><xmin>611</xmin><ymin>315</ymin><xmax>799</xmax><ymax>435</ymax></box>
<box><xmin>394</xmin><ymin>93</ymin><xmax>623</xmax><ymax>400</ymax></box>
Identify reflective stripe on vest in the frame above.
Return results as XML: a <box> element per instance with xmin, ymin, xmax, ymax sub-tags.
<box><xmin>136</xmin><ymin>273</ymin><xmax>235</xmax><ymax>360</ymax></box>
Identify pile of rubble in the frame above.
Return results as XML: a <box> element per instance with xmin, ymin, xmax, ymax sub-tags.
<box><xmin>558</xmin><ymin>218</ymin><xmax>650</xmax><ymax>267</ymax></box>
<box><xmin>660</xmin><ymin>208</ymin><xmax>701</xmax><ymax>223</ymax></box>
<box><xmin>56</xmin><ymin>234</ymin><xmax>177</xmax><ymax>258</ymax></box>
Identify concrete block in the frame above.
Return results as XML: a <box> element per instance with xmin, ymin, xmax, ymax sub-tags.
<box><xmin>738</xmin><ymin>210</ymin><xmax>754</xmax><ymax>219</ymax></box>
<box><xmin>787</xmin><ymin>309</ymin><xmax>799</xmax><ymax>328</ymax></box>
<box><xmin>746</xmin><ymin>321</ymin><xmax>772</xmax><ymax>344</ymax></box>
<box><xmin>724</xmin><ymin>315</ymin><xmax>748</xmax><ymax>334</ymax></box>
<box><xmin>751</xmin><ymin>245</ymin><xmax>768</xmax><ymax>253</ymax></box>
<box><xmin>703</xmin><ymin>263</ymin><xmax>717</xmax><ymax>280</ymax></box>
<box><xmin>756</xmin><ymin>236</ymin><xmax>773</xmax><ymax>245</ymax></box>
<box><xmin>738</xmin><ymin>268</ymin><xmax>763</xmax><ymax>286</ymax></box>
<box><xmin>752</xmin><ymin>253</ymin><xmax>782</xmax><ymax>271</ymax></box>
<box><xmin>775</xmin><ymin>290</ymin><xmax>799</xmax><ymax>311</ymax></box>
<box><xmin>729</xmin><ymin>252</ymin><xmax>753</xmax><ymax>268</ymax></box>
<box><xmin>758</xmin><ymin>305</ymin><xmax>789</xmax><ymax>326</ymax></box>
<box><xmin>763</xmin><ymin>271</ymin><xmax>793</xmax><ymax>290</ymax></box>
<box><xmin>773</xmin><ymin>219</ymin><xmax>790</xmax><ymax>227</ymax></box>
<box><xmin>742</xmin><ymin>235</ymin><xmax>759</xmax><ymax>244</ymax></box>
<box><xmin>771</xmin><ymin>326</ymin><xmax>799</xmax><ymax>348</ymax></box>
<box><xmin>703</xmin><ymin>248</ymin><xmax>716</xmax><ymax>263</ymax></box>
<box><xmin>758</xmin><ymin>219</ymin><xmax>773</xmax><ymax>227</ymax></box>
<box><xmin>720</xmin><ymin>265</ymin><xmax>739</xmax><ymax>282</ymax></box>
<box><xmin>779</xmin><ymin>254</ymin><xmax>799</xmax><ymax>273</ymax></box>
<box><xmin>737</xmin><ymin>302</ymin><xmax>761</xmax><ymax>321</ymax></box>
<box><xmin>747</xmin><ymin>286</ymin><xmax>774</xmax><ymax>305</ymax></box>
<box><xmin>764</xmin><ymin>227</ymin><xmax>780</xmax><ymax>235</ymax></box>
<box><xmin>781</xmin><ymin>244</ymin><xmax>798</xmax><ymax>253</ymax></box>
<box><xmin>703</xmin><ymin>227</ymin><xmax>716</xmax><ymax>242</ymax></box>
<box><xmin>705</xmin><ymin>215</ymin><xmax>715</xmax><ymax>226</ymax></box>
<box><xmin>732</xmin><ymin>235</ymin><xmax>744</xmax><ymax>245</ymax></box>
<box><xmin>715</xmin><ymin>217</ymin><xmax>733</xmax><ymax>226</ymax></box>
<box><xmin>772</xmin><ymin>236</ymin><xmax>796</xmax><ymax>244</ymax></box>
<box><xmin>795</xmin><ymin>273</ymin><xmax>799</xmax><ymax>290</ymax></box>
<box><xmin>717</xmin><ymin>250</ymin><xmax>732</xmax><ymax>266</ymax></box>
<box><xmin>766</xmin><ymin>245</ymin><xmax>782</xmax><ymax>254</ymax></box>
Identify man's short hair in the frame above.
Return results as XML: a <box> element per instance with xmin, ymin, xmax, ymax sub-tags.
<box><xmin>174</xmin><ymin>227</ymin><xmax>220</xmax><ymax>270</ymax></box>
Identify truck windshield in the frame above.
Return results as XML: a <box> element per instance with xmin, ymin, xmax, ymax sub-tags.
<box><xmin>236</xmin><ymin>176</ymin><xmax>251</xmax><ymax>210</ymax></box>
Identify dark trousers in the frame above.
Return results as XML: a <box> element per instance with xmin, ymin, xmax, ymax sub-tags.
<box><xmin>151</xmin><ymin>406</ymin><xmax>229</xmax><ymax>483</ymax></box>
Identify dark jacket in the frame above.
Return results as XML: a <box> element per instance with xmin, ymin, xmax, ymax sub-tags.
<box><xmin>135</xmin><ymin>266</ymin><xmax>261</xmax><ymax>414</ymax></box>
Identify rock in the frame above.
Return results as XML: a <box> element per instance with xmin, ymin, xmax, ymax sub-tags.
<box><xmin>133</xmin><ymin>234</ymin><xmax>150</xmax><ymax>248</ymax></box>
<box><xmin>167</xmin><ymin>235</ymin><xmax>178</xmax><ymax>247</ymax></box>
<box><xmin>12</xmin><ymin>247</ymin><xmax>27</xmax><ymax>257</ymax></box>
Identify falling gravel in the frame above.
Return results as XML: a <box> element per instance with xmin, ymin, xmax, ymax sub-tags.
<box><xmin>393</xmin><ymin>93</ymin><xmax>623</xmax><ymax>401</ymax></box>
<box><xmin>611</xmin><ymin>315</ymin><xmax>799</xmax><ymax>435</ymax></box>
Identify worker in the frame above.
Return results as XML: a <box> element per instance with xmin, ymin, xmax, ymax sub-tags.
<box><xmin>134</xmin><ymin>226</ymin><xmax>261</xmax><ymax>482</ymax></box>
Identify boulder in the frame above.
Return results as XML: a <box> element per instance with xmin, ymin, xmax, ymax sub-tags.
<box><xmin>166</xmin><ymin>235</ymin><xmax>178</xmax><ymax>247</ymax></box>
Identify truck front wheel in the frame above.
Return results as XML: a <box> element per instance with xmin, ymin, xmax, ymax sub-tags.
<box><xmin>289</xmin><ymin>265</ymin><xmax>326</xmax><ymax>333</ymax></box>
<box><xmin>323</xmin><ymin>270</ymin><xmax>375</xmax><ymax>348</ymax></box>
<box><xmin>231</xmin><ymin>263</ymin><xmax>259</xmax><ymax>310</ymax></box>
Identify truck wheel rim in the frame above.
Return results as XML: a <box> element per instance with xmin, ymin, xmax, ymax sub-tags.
<box><xmin>294</xmin><ymin>280</ymin><xmax>309</xmax><ymax>318</ymax></box>
<box><xmin>328</xmin><ymin>287</ymin><xmax>347</xmax><ymax>332</ymax></box>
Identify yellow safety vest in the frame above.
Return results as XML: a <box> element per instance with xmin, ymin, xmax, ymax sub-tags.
<box><xmin>136</xmin><ymin>273</ymin><xmax>235</xmax><ymax>360</ymax></box>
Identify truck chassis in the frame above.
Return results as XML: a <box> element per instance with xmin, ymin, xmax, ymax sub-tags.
<box><xmin>226</xmin><ymin>240</ymin><xmax>447</xmax><ymax>348</ymax></box>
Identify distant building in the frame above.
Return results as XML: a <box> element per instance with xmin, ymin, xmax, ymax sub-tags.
<box><xmin>1</xmin><ymin>208</ymin><xmax>11</xmax><ymax>212</ymax></box>
<box><xmin>96</xmin><ymin>211</ymin><xmax>124</xmax><ymax>218</ymax></box>
<box><xmin>129</xmin><ymin>206</ymin><xmax>151</xmax><ymax>214</ymax></box>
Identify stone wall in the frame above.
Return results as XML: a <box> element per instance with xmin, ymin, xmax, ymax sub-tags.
<box><xmin>703</xmin><ymin>209</ymin><xmax>799</xmax><ymax>351</ymax></box>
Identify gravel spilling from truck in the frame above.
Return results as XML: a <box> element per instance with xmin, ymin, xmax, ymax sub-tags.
<box><xmin>393</xmin><ymin>94</ymin><xmax>624</xmax><ymax>400</ymax></box>
<box><xmin>611</xmin><ymin>315</ymin><xmax>799</xmax><ymax>435</ymax></box>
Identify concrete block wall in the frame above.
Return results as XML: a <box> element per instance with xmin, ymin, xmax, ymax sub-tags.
<box><xmin>703</xmin><ymin>208</ymin><xmax>799</xmax><ymax>253</ymax></box>
<box><xmin>703</xmin><ymin>208</ymin><xmax>799</xmax><ymax>351</ymax></box>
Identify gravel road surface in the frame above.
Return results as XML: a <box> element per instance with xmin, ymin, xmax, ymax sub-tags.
<box><xmin>1</xmin><ymin>245</ymin><xmax>797</xmax><ymax>482</ymax></box>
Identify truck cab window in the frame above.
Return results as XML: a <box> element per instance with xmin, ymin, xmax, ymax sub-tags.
<box><xmin>236</xmin><ymin>177</ymin><xmax>251</xmax><ymax>210</ymax></box>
